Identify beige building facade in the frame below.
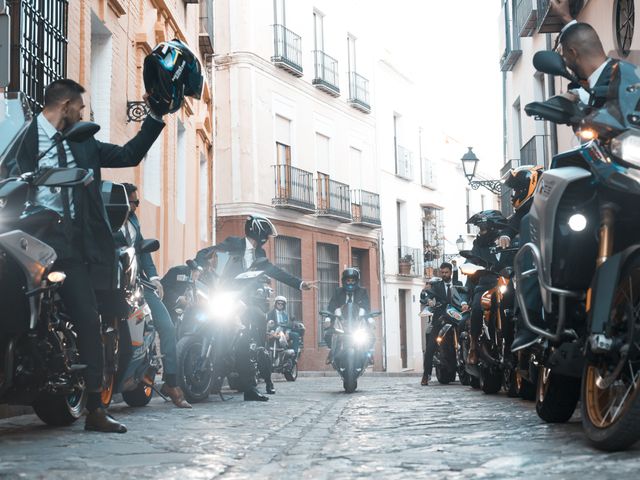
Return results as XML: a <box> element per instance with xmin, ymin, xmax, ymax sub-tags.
<box><xmin>6</xmin><ymin>0</ymin><xmax>215</xmax><ymax>271</ymax></box>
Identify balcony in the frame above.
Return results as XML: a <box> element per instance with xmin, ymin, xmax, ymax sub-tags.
<box><xmin>397</xmin><ymin>246</ymin><xmax>422</xmax><ymax>277</ymax></box>
<box><xmin>520</xmin><ymin>135</ymin><xmax>548</xmax><ymax>167</ymax></box>
<box><xmin>348</xmin><ymin>72</ymin><xmax>371</xmax><ymax>113</ymax></box>
<box><xmin>351</xmin><ymin>189</ymin><xmax>381</xmax><ymax>227</ymax></box>
<box><xmin>271</xmin><ymin>24</ymin><xmax>303</xmax><ymax>77</ymax></box>
<box><xmin>500</xmin><ymin>32</ymin><xmax>522</xmax><ymax>71</ymax></box>
<box><xmin>272</xmin><ymin>165</ymin><xmax>315</xmax><ymax>213</ymax></box>
<box><xmin>198</xmin><ymin>0</ymin><xmax>214</xmax><ymax>55</ymax></box>
<box><xmin>537</xmin><ymin>0</ymin><xmax>584</xmax><ymax>33</ymax></box>
<box><xmin>316</xmin><ymin>177</ymin><xmax>352</xmax><ymax>222</ymax></box>
<box><xmin>421</xmin><ymin>157</ymin><xmax>437</xmax><ymax>189</ymax></box>
<box><xmin>312</xmin><ymin>51</ymin><xmax>340</xmax><ymax>96</ymax></box>
<box><xmin>515</xmin><ymin>0</ymin><xmax>538</xmax><ymax>37</ymax></box>
<box><xmin>500</xmin><ymin>158</ymin><xmax>520</xmax><ymax>177</ymax></box>
<box><xmin>395</xmin><ymin>145</ymin><xmax>413</xmax><ymax>180</ymax></box>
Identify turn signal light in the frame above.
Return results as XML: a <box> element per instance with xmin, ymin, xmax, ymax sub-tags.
<box><xmin>578</xmin><ymin>129</ymin><xmax>597</xmax><ymax>141</ymax></box>
<box><xmin>47</xmin><ymin>271</ymin><xmax>67</xmax><ymax>283</ymax></box>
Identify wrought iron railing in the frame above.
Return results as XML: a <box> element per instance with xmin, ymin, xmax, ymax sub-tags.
<box><xmin>536</xmin><ymin>0</ymin><xmax>584</xmax><ymax>33</ymax></box>
<box><xmin>351</xmin><ymin>189</ymin><xmax>381</xmax><ymax>226</ymax></box>
<box><xmin>272</xmin><ymin>24</ymin><xmax>303</xmax><ymax>75</ymax></box>
<box><xmin>515</xmin><ymin>0</ymin><xmax>537</xmax><ymax>37</ymax></box>
<box><xmin>397</xmin><ymin>246</ymin><xmax>422</xmax><ymax>277</ymax></box>
<box><xmin>317</xmin><ymin>177</ymin><xmax>352</xmax><ymax>220</ymax></box>
<box><xmin>520</xmin><ymin>135</ymin><xmax>547</xmax><ymax>166</ymax></box>
<box><xmin>395</xmin><ymin>145</ymin><xmax>413</xmax><ymax>180</ymax></box>
<box><xmin>312</xmin><ymin>50</ymin><xmax>340</xmax><ymax>95</ymax></box>
<box><xmin>272</xmin><ymin>165</ymin><xmax>315</xmax><ymax>211</ymax></box>
<box><xmin>348</xmin><ymin>71</ymin><xmax>371</xmax><ymax>113</ymax></box>
<box><xmin>199</xmin><ymin>0</ymin><xmax>214</xmax><ymax>55</ymax></box>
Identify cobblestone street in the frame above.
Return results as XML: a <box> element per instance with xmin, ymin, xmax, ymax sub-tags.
<box><xmin>1</xmin><ymin>375</ymin><xmax>640</xmax><ymax>479</ymax></box>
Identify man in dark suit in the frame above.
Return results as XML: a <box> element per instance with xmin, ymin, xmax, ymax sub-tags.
<box><xmin>2</xmin><ymin>79</ymin><xmax>165</xmax><ymax>432</ymax></box>
<box><xmin>115</xmin><ymin>183</ymin><xmax>191</xmax><ymax>408</ymax></box>
<box><xmin>420</xmin><ymin>262</ymin><xmax>465</xmax><ymax>386</ymax></box>
<box><xmin>213</xmin><ymin>214</ymin><xmax>315</xmax><ymax>400</ymax></box>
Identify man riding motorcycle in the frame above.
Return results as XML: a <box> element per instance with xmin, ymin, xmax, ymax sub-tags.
<box><xmin>267</xmin><ymin>296</ymin><xmax>302</xmax><ymax>357</ymax></box>
<box><xmin>324</xmin><ymin>268</ymin><xmax>374</xmax><ymax>363</ymax></box>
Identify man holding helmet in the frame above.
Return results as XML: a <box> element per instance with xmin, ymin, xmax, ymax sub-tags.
<box><xmin>324</xmin><ymin>268</ymin><xmax>374</xmax><ymax>363</ymax></box>
<box><xmin>213</xmin><ymin>214</ymin><xmax>316</xmax><ymax>400</ymax></box>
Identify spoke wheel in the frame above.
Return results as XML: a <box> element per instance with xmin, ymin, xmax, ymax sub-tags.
<box><xmin>177</xmin><ymin>336</ymin><xmax>213</xmax><ymax>403</ymax></box>
<box><xmin>581</xmin><ymin>258</ymin><xmax>640</xmax><ymax>451</ymax></box>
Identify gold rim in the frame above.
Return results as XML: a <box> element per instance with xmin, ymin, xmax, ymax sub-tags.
<box><xmin>584</xmin><ymin>363</ymin><xmax>639</xmax><ymax>428</ymax></box>
<box><xmin>101</xmin><ymin>375</ymin><xmax>114</xmax><ymax>406</ymax></box>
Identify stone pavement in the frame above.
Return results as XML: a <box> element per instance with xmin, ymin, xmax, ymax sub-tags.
<box><xmin>1</xmin><ymin>375</ymin><xmax>640</xmax><ymax>479</ymax></box>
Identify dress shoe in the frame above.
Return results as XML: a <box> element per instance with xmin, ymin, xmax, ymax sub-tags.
<box><xmin>421</xmin><ymin>375</ymin><xmax>429</xmax><ymax>386</ymax></box>
<box><xmin>244</xmin><ymin>387</ymin><xmax>269</xmax><ymax>402</ymax></box>
<box><xmin>85</xmin><ymin>408</ymin><xmax>127</xmax><ymax>433</ymax></box>
<box><xmin>266</xmin><ymin>383</ymin><xmax>276</xmax><ymax>395</ymax></box>
<box><xmin>161</xmin><ymin>384</ymin><xmax>192</xmax><ymax>408</ymax></box>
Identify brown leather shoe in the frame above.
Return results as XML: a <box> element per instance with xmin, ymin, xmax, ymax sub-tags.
<box><xmin>161</xmin><ymin>384</ymin><xmax>192</xmax><ymax>409</ymax></box>
<box><xmin>85</xmin><ymin>408</ymin><xmax>127</xmax><ymax>433</ymax></box>
<box><xmin>421</xmin><ymin>375</ymin><xmax>429</xmax><ymax>386</ymax></box>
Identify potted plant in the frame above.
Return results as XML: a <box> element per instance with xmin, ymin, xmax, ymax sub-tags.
<box><xmin>399</xmin><ymin>254</ymin><xmax>414</xmax><ymax>275</ymax></box>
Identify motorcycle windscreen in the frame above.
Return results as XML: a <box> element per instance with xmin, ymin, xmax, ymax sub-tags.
<box><xmin>0</xmin><ymin>93</ymin><xmax>33</xmax><ymax>176</ymax></box>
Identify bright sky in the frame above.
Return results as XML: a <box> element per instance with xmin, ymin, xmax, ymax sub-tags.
<box><xmin>369</xmin><ymin>0</ymin><xmax>504</xmax><ymax>176</ymax></box>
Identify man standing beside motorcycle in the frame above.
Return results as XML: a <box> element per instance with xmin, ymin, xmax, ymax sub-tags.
<box><xmin>1</xmin><ymin>79</ymin><xmax>166</xmax><ymax>433</ymax></box>
<box><xmin>420</xmin><ymin>262</ymin><xmax>466</xmax><ymax>386</ymax></box>
<box><xmin>324</xmin><ymin>268</ymin><xmax>374</xmax><ymax>363</ymax></box>
<box><xmin>117</xmin><ymin>183</ymin><xmax>191</xmax><ymax>409</ymax></box>
<box><xmin>213</xmin><ymin>214</ymin><xmax>316</xmax><ymax>400</ymax></box>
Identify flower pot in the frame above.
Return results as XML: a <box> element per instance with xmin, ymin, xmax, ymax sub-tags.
<box><xmin>399</xmin><ymin>261</ymin><xmax>412</xmax><ymax>275</ymax></box>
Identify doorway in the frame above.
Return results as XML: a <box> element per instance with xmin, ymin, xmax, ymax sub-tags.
<box><xmin>399</xmin><ymin>289</ymin><xmax>408</xmax><ymax>369</ymax></box>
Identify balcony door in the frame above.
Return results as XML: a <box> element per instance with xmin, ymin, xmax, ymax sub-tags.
<box><xmin>276</xmin><ymin>142</ymin><xmax>291</xmax><ymax>199</ymax></box>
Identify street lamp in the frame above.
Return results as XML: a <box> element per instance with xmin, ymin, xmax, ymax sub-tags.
<box><xmin>456</xmin><ymin>235</ymin><xmax>465</xmax><ymax>252</ymax></box>
<box><xmin>460</xmin><ymin>147</ymin><xmax>502</xmax><ymax>195</ymax></box>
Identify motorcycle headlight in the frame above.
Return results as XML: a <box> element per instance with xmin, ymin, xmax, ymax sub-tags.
<box><xmin>611</xmin><ymin>130</ymin><xmax>640</xmax><ymax>166</ymax></box>
<box><xmin>568</xmin><ymin>213</ymin><xmax>587</xmax><ymax>232</ymax></box>
<box><xmin>352</xmin><ymin>328</ymin><xmax>369</xmax><ymax>346</ymax></box>
<box><xmin>208</xmin><ymin>291</ymin><xmax>238</xmax><ymax>320</ymax></box>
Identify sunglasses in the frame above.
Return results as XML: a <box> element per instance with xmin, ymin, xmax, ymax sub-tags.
<box><xmin>130</xmin><ymin>200</ymin><xmax>140</xmax><ymax>206</ymax></box>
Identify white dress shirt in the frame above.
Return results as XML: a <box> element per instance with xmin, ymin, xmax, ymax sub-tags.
<box><xmin>243</xmin><ymin>237</ymin><xmax>255</xmax><ymax>270</ymax></box>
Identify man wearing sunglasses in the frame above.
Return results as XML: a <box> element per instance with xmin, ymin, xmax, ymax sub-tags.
<box><xmin>116</xmin><ymin>183</ymin><xmax>191</xmax><ymax>409</ymax></box>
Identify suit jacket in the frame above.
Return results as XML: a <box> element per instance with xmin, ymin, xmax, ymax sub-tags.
<box><xmin>2</xmin><ymin>116</ymin><xmax>164</xmax><ymax>289</ymax></box>
<box><xmin>590</xmin><ymin>59</ymin><xmax>617</xmax><ymax>108</ymax></box>
<box><xmin>267</xmin><ymin>308</ymin><xmax>290</xmax><ymax>328</ymax></box>
<box><xmin>214</xmin><ymin>236</ymin><xmax>302</xmax><ymax>290</ymax></box>
<box><xmin>328</xmin><ymin>286</ymin><xmax>370</xmax><ymax>313</ymax></box>
<box><xmin>113</xmin><ymin>212</ymin><xmax>159</xmax><ymax>280</ymax></box>
<box><xmin>420</xmin><ymin>279</ymin><xmax>463</xmax><ymax>318</ymax></box>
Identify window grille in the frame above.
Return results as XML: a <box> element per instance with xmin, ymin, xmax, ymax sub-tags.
<box><xmin>274</xmin><ymin>236</ymin><xmax>303</xmax><ymax>324</ymax></box>
<box><xmin>316</xmin><ymin>243</ymin><xmax>339</xmax><ymax>345</ymax></box>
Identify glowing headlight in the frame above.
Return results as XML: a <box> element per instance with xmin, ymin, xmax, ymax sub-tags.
<box><xmin>208</xmin><ymin>292</ymin><xmax>238</xmax><ymax>320</ymax></box>
<box><xmin>499</xmin><ymin>284</ymin><xmax>508</xmax><ymax>294</ymax></box>
<box><xmin>611</xmin><ymin>131</ymin><xmax>640</xmax><ymax>166</ymax></box>
<box><xmin>352</xmin><ymin>328</ymin><xmax>369</xmax><ymax>345</ymax></box>
<box><xmin>47</xmin><ymin>271</ymin><xmax>66</xmax><ymax>283</ymax></box>
<box><xmin>436</xmin><ymin>336</ymin><xmax>443</xmax><ymax>345</ymax></box>
<box><xmin>568</xmin><ymin>213</ymin><xmax>587</xmax><ymax>232</ymax></box>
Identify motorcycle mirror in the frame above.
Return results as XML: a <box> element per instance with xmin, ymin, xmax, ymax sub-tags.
<box><xmin>33</xmin><ymin>167</ymin><xmax>92</xmax><ymax>187</ymax></box>
<box><xmin>186</xmin><ymin>259</ymin><xmax>199</xmax><ymax>270</ymax></box>
<box><xmin>533</xmin><ymin>51</ymin><xmax>580</xmax><ymax>84</ymax></box>
<box><xmin>368</xmin><ymin>310</ymin><xmax>382</xmax><ymax>317</ymax></box>
<box><xmin>138</xmin><ymin>239</ymin><xmax>160</xmax><ymax>254</ymax></box>
<box><xmin>460</xmin><ymin>263</ymin><xmax>485</xmax><ymax>276</ymax></box>
<box><xmin>427</xmin><ymin>277</ymin><xmax>443</xmax><ymax>284</ymax></box>
<box><xmin>319</xmin><ymin>310</ymin><xmax>333</xmax><ymax>318</ymax></box>
<box><xmin>61</xmin><ymin>121</ymin><xmax>101</xmax><ymax>143</ymax></box>
<box><xmin>458</xmin><ymin>250</ymin><xmax>474</xmax><ymax>259</ymax></box>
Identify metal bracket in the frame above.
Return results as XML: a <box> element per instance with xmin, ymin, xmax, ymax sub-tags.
<box><xmin>468</xmin><ymin>179</ymin><xmax>503</xmax><ymax>195</ymax></box>
<box><xmin>126</xmin><ymin>101</ymin><xmax>149</xmax><ymax>123</ymax></box>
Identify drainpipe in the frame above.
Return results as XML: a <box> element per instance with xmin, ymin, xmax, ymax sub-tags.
<box><xmin>546</xmin><ymin>33</ymin><xmax>558</xmax><ymax>166</ymax></box>
<box><xmin>502</xmin><ymin>69</ymin><xmax>508</xmax><ymax>165</ymax></box>
<box><xmin>378</xmin><ymin>228</ymin><xmax>387</xmax><ymax>372</ymax></box>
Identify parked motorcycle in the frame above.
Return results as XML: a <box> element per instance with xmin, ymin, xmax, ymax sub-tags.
<box><xmin>321</xmin><ymin>306</ymin><xmax>380</xmax><ymax>393</ymax></box>
<box><xmin>516</xmin><ymin>51</ymin><xmax>640</xmax><ymax>450</ymax></box>
<box><xmin>0</xmin><ymin>93</ymin><xmax>99</xmax><ymax>425</ymax></box>
<box><xmin>266</xmin><ymin>319</ymin><xmax>305</xmax><ymax>382</ymax></box>
<box><xmin>460</xmin><ymin>258</ymin><xmax>513</xmax><ymax>394</ymax></box>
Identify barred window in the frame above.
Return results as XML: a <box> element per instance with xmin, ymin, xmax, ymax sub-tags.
<box><xmin>317</xmin><ymin>242</ymin><xmax>339</xmax><ymax>345</ymax></box>
<box><xmin>274</xmin><ymin>236</ymin><xmax>302</xmax><ymax>324</ymax></box>
<box><xmin>9</xmin><ymin>0</ymin><xmax>69</xmax><ymax>110</ymax></box>
<box><xmin>423</xmin><ymin>206</ymin><xmax>444</xmax><ymax>272</ymax></box>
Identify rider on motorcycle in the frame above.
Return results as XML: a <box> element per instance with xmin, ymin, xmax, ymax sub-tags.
<box><xmin>324</xmin><ymin>268</ymin><xmax>374</xmax><ymax>363</ymax></box>
<box><xmin>267</xmin><ymin>296</ymin><xmax>302</xmax><ymax>356</ymax></box>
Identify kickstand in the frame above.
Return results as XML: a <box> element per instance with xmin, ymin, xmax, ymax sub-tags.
<box><xmin>149</xmin><ymin>383</ymin><xmax>170</xmax><ymax>402</ymax></box>
<box><xmin>218</xmin><ymin>391</ymin><xmax>234</xmax><ymax>401</ymax></box>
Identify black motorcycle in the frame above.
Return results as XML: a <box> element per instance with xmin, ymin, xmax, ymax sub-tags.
<box><xmin>516</xmin><ymin>51</ymin><xmax>640</xmax><ymax>450</ymax></box>
<box><xmin>0</xmin><ymin>94</ymin><xmax>99</xmax><ymax>425</ymax></box>
<box><xmin>321</xmin><ymin>305</ymin><xmax>380</xmax><ymax>393</ymax></box>
<box><xmin>266</xmin><ymin>319</ymin><xmax>304</xmax><ymax>382</ymax></box>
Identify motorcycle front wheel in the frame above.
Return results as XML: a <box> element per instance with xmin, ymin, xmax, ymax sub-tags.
<box><xmin>284</xmin><ymin>361</ymin><xmax>298</xmax><ymax>382</ymax></box>
<box><xmin>343</xmin><ymin>351</ymin><xmax>358</xmax><ymax>393</ymax></box>
<box><xmin>33</xmin><ymin>387</ymin><xmax>86</xmax><ymax>426</ymax></box>
<box><xmin>177</xmin><ymin>336</ymin><xmax>213</xmax><ymax>403</ymax></box>
<box><xmin>480</xmin><ymin>367</ymin><xmax>502</xmax><ymax>394</ymax></box>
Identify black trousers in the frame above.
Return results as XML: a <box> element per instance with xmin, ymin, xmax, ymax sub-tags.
<box><xmin>235</xmin><ymin>306</ymin><xmax>272</xmax><ymax>391</ymax></box>
<box><xmin>423</xmin><ymin>315</ymin><xmax>443</xmax><ymax>377</ymax></box>
<box><xmin>55</xmin><ymin>259</ymin><xmax>103</xmax><ymax>392</ymax></box>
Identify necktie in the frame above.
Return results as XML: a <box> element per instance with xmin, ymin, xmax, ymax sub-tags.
<box><xmin>446</xmin><ymin>284</ymin><xmax>451</xmax><ymax>302</ymax></box>
<box><xmin>53</xmin><ymin>132</ymin><xmax>74</xmax><ymax>235</ymax></box>
<box><xmin>347</xmin><ymin>292</ymin><xmax>353</xmax><ymax>304</ymax></box>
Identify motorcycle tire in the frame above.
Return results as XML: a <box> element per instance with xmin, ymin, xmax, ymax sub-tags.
<box><xmin>32</xmin><ymin>388</ymin><xmax>86</xmax><ymax>427</ymax></box>
<box><xmin>536</xmin><ymin>366</ymin><xmax>579</xmax><ymax>423</ymax></box>
<box><xmin>505</xmin><ymin>368</ymin><xmax>520</xmax><ymax>398</ymax></box>
<box><xmin>480</xmin><ymin>368</ymin><xmax>502</xmax><ymax>394</ymax></box>
<box><xmin>520</xmin><ymin>378</ymin><xmax>536</xmax><ymax>401</ymax></box>
<box><xmin>458</xmin><ymin>368</ymin><xmax>472</xmax><ymax>386</ymax></box>
<box><xmin>284</xmin><ymin>362</ymin><xmax>298</xmax><ymax>382</ymax></box>
<box><xmin>435</xmin><ymin>365</ymin><xmax>456</xmax><ymax>385</ymax></box>
<box><xmin>470</xmin><ymin>376</ymin><xmax>481</xmax><ymax>389</ymax></box>
<box><xmin>343</xmin><ymin>352</ymin><xmax>358</xmax><ymax>393</ymax></box>
<box><xmin>177</xmin><ymin>336</ymin><xmax>213</xmax><ymax>403</ymax></box>
<box><xmin>122</xmin><ymin>381</ymin><xmax>153</xmax><ymax>407</ymax></box>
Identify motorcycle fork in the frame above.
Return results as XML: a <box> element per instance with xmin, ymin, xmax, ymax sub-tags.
<box><xmin>596</xmin><ymin>204</ymin><xmax>615</xmax><ymax>267</ymax></box>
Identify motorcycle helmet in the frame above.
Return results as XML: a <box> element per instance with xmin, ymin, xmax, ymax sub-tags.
<box><xmin>274</xmin><ymin>295</ymin><xmax>287</xmax><ymax>307</ymax></box>
<box><xmin>245</xmin><ymin>214</ymin><xmax>278</xmax><ymax>245</ymax></box>
<box><xmin>143</xmin><ymin>39</ymin><xmax>203</xmax><ymax>116</ymax></box>
<box><xmin>466</xmin><ymin>210</ymin><xmax>508</xmax><ymax>237</ymax></box>
<box><xmin>501</xmin><ymin>165</ymin><xmax>544</xmax><ymax>210</ymax></box>
<box><xmin>341</xmin><ymin>268</ymin><xmax>360</xmax><ymax>292</ymax></box>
